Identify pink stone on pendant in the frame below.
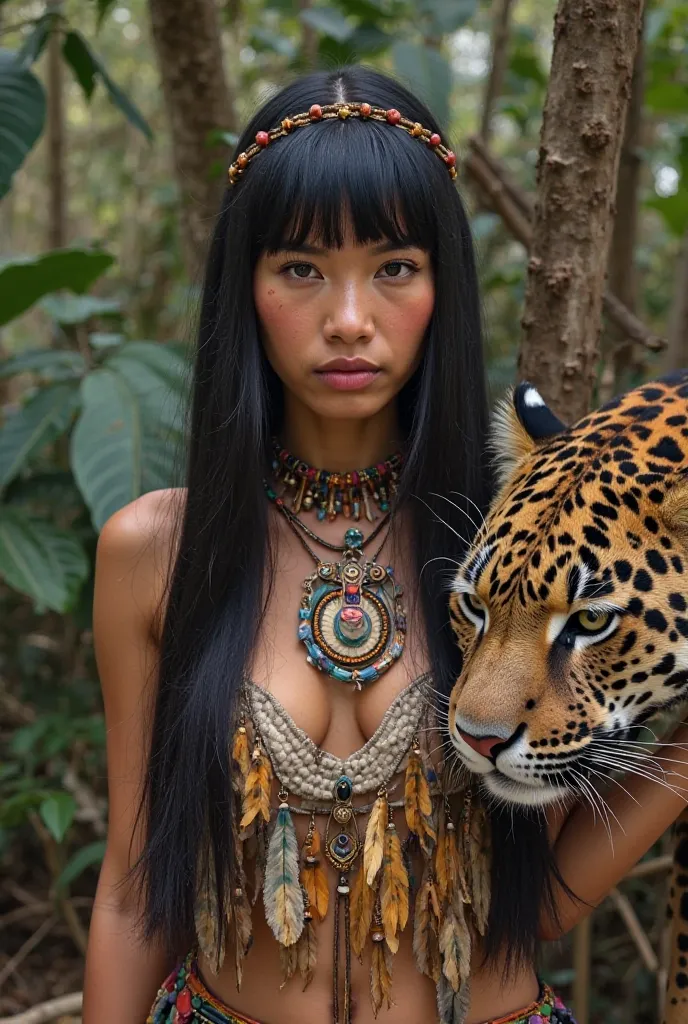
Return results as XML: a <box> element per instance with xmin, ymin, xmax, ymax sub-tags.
<box><xmin>529</xmin><ymin>1016</ymin><xmax>544</xmax><ymax>1024</ymax></box>
<box><xmin>341</xmin><ymin>607</ymin><xmax>364</xmax><ymax>629</ymax></box>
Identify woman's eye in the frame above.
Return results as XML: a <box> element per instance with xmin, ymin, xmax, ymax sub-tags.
<box><xmin>281</xmin><ymin>262</ymin><xmax>316</xmax><ymax>280</ymax></box>
<box><xmin>377</xmin><ymin>261</ymin><xmax>418</xmax><ymax>280</ymax></box>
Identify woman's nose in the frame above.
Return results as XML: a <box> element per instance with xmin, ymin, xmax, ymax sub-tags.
<box><xmin>323</xmin><ymin>284</ymin><xmax>375</xmax><ymax>345</ymax></box>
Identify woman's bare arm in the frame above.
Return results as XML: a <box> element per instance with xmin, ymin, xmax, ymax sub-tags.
<box><xmin>83</xmin><ymin>492</ymin><xmax>175</xmax><ymax>1023</ymax></box>
<box><xmin>540</xmin><ymin>720</ymin><xmax>688</xmax><ymax>940</ymax></box>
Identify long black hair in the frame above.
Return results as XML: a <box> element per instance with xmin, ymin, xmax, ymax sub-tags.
<box><xmin>135</xmin><ymin>64</ymin><xmax>561</xmax><ymax>976</ymax></box>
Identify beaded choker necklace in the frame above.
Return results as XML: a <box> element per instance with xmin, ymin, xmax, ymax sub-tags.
<box><xmin>270</xmin><ymin>439</ymin><xmax>402</xmax><ymax>523</ymax></box>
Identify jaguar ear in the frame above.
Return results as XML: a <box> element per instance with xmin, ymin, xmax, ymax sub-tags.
<box><xmin>489</xmin><ymin>381</ymin><xmax>567</xmax><ymax>492</ymax></box>
<box><xmin>659</xmin><ymin>476</ymin><xmax>688</xmax><ymax>549</ymax></box>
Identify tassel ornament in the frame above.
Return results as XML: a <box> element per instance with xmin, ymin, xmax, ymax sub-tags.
<box><xmin>300</xmin><ymin>814</ymin><xmax>329</xmax><ymax>922</ymax></box>
<box><xmin>404</xmin><ymin>741</ymin><xmax>437</xmax><ymax>855</ymax></box>
<box><xmin>241</xmin><ymin>740</ymin><xmax>273</xmax><ymax>831</ymax></box>
<box><xmin>379</xmin><ymin>812</ymin><xmax>409</xmax><ymax>954</ymax></box>
<box><xmin>364</xmin><ymin>787</ymin><xmax>388</xmax><ymax>887</ymax></box>
<box><xmin>263</xmin><ymin>792</ymin><xmax>305</xmax><ymax>947</ymax></box>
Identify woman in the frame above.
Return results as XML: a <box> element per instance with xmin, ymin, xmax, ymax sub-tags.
<box><xmin>83</xmin><ymin>65</ymin><xmax>682</xmax><ymax>1024</ymax></box>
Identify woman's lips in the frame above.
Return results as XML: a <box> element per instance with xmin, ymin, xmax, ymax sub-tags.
<box><xmin>315</xmin><ymin>369</ymin><xmax>381</xmax><ymax>391</ymax></box>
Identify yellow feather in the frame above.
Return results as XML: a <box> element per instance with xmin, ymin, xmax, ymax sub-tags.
<box><xmin>232</xmin><ymin>725</ymin><xmax>251</xmax><ymax>781</ymax></box>
<box><xmin>297</xmin><ymin>917</ymin><xmax>318</xmax><ymax>990</ymax></box>
<box><xmin>364</xmin><ymin>793</ymin><xmax>388</xmax><ymax>887</ymax></box>
<box><xmin>380</xmin><ymin>824</ymin><xmax>409</xmax><ymax>954</ymax></box>
<box><xmin>404</xmin><ymin>751</ymin><xmax>436</xmax><ymax>854</ymax></box>
<box><xmin>300</xmin><ymin>825</ymin><xmax>329</xmax><ymax>922</ymax></box>
<box><xmin>240</xmin><ymin>751</ymin><xmax>272</xmax><ymax>830</ymax></box>
<box><xmin>435</xmin><ymin>802</ymin><xmax>448</xmax><ymax>902</ymax></box>
<box><xmin>349</xmin><ymin>858</ymin><xmax>375</xmax><ymax>959</ymax></box>
<box><xmin>370</xmin><ymin>939</ymin><xmax>394</xmax><ymax>1017</ymax></box>
<box><xmin>412</xmin><ymin>867</ymin><xmax>441</xmax><ymax>981</ymax></box>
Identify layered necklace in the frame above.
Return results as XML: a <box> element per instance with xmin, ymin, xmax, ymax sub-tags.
<box><xmin>266</xmin><ymin>442</ymin><xmax>406</xmax><ymax>688</ymax></box>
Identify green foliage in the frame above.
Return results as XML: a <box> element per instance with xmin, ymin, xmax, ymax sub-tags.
<box><xmin>0</xmin><ymin>50</ymin><xmax>46</xmax><ymax>199</ymax></box>
<box><xmin>0</xmin><ymin>249</ymin><xmax>115</xmax><ymax>327</ymax></box>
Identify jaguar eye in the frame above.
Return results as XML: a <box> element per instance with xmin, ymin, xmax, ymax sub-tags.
<box><xmin>576</xmin><ymin>609</ymin><xmax>611</xmax><ymax>632</ymax></box>
<box><xmin>457</xmin><ymin>591</ymin><xmax>487</xmax><ymax>629</ymax></box>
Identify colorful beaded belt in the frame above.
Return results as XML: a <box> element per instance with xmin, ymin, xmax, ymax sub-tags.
<box><xmin>147</xmin><ymin>953</ymin><xmax>577</xmax><ymax>1024</ymax></box>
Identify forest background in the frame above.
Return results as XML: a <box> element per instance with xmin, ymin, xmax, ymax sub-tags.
<box><xmin>0</xmin><ymin>0</ymin><xmax>686</xmax><ymax>1022</ymax></box>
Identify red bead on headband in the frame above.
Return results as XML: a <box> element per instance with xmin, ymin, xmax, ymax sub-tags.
<box><xmin>227</xmin><ymin>101</ymin><xmax>457</xmax><ymax>185</ymax></box>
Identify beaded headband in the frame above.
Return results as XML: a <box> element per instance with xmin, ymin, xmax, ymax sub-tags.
<box><xmin>227</xmin><ymin>101</ymin><xmax>457</xmax><ymax>185</ymax></box>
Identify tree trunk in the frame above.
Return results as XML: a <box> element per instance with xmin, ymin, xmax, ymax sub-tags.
<box><xmin>600</xmin><ymin>20</ymin><xmax>645</xmax><ymax>400</ymax></box>
<box><xmin>518</xmin><ymin>0</ymin><xmax>645</xmax><ymax>423</ymax></box>
<box><xmin>148</xmin><ymin>0</ymin><xmax>235</xmax><ymax>279</ymax></box>
<box><xmin>480</xmin><ymin>0</ymin><xmax>516</xmax><ymax>143</ymax></box>
<box><xmin>47</xmin><ymin>3</ymin><xmax>66</xmax><ymax>250</ymax></box>
<box><xmin>662</xmin><ymin>229</ymin><xmax>688</xmax><ymax>372</ymax></box>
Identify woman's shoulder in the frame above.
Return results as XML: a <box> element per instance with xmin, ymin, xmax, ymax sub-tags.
<box><xmin>96</xmin><ymin>487</ymin><xmax>187</xmax><ymax>646</ymax></box>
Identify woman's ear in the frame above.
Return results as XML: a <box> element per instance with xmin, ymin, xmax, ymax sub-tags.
<box><xmin>659</xmin><ymin>476</ymin><xmax>688</xmax><ymax>549</ymax></box>
<box><xmin>488</xmin><ymin>382</ymin><xmax>567</xmax><ymax>493</ymax></box>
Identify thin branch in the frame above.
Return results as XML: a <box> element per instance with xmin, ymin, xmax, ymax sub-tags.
<box><xmin>0</xmin><ymin>993</ymin><xmax>83</xmax><ymax>1024</ymax></box>
<box><xmin>480</xmin><ymin>0</ymin><xmax>517</xmax><ymax>142</ymax></box>
<box><xmin>0</xmin><ymin>916</ymin><xmax>57</xmax><ymax>990</ymax></box>
<box><xmin>463</xmin><ymin>137</ymin><xmax>666</xmax><ymax>354</ymax></box>
<box><xmin>609</xmin><ymin>887</ymin><xmax>658</xmax><ymax>973</ymax></box>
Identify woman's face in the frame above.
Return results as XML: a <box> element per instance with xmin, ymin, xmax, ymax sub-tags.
<box><xmin>253</xmin><ymin>223</ymin><xmax>435</xmax><ymax>423</ymax></box>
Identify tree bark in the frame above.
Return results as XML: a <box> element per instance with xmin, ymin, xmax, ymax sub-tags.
<box><xmin>518</xmin><ymin>0</ymin><xmax>646</xmax><ymax>423</ymax></box>
<box><xmin>480</xmin><ymin>0</ymin><xmax>516</xmax><ymax>143</ymax></box>
<box><xmin>148</xmin><ymin>0</ymin><xmax>236</xmax><ymax>279</ymax></box>
<box><xmin>606</xmin><ymin>22</ymin><xmax>645</xmax><ymax>394</ymax></box>
<box><xmin>47</xmin><ymin>3</ymin><xmax>66</xmax><ymax>250</ymax></box>
<box><xmin>662</xmin><ymin>229</ymin><xmax>688</xmax><ymax>372</ymax></box>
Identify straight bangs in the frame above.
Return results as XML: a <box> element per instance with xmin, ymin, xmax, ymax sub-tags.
<box><xmin>232</xmin><ymin>115</ymin><xmax>449</xmax><ymax>259</ymax></box>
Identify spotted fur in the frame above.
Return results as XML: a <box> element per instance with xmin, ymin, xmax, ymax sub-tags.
<box><xmin>447</xmin><ymin>370</ymin><xmax>688</xmax><ymax>1021</ymax></box>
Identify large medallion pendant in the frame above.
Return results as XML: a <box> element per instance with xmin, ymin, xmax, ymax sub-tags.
<box><xmin>298</xmin><ymin>529</ymin><xmax>406</xmax><ymax>687</ymax></box>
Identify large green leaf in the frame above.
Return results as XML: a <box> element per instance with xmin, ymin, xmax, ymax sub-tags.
<box><xmin>299</xmin><ymin>8</ymin><xmax>354</xmax><ymax>42</ymax></box>
<box><xmin>70</xmin><ymin>369</ymin><xmax>143</xmax><ymax>530</ymax></box>
<box><xmin>0</xmin><ymin>249</ymin><xmax>114</xmax><ymax>327</ymax></box>
<box><xmin>0</xmin><ymin>349</ymin><xmax>86</xmax><ymax>381</ymax></box>
<box><xmin>0</xmin><ymin>381</ymin><xmax>81</xmax><ymax>490</ymax></box>
<box><xmin>62</xmin><ymin>30</ymin><xmax>152</xmax><ymax>140</ymax></box>
<box><xmin>40</xmin><ymin>293</ymin><xmax>122</xmax><ymax>325</ymax></box>
<box><xmin>391</xmin><ymin>41</ymin><xmax>451</xmax><ymax>129</ymax></box>
<box><xmin>0</xmin><ymin>49</ymin><xmax>46</xmax><ymax>200</ymax></box>
<box><xmin>0</xmin><ymin>507</ymin><xmax>90</xmax><ymax>612</ymax></box>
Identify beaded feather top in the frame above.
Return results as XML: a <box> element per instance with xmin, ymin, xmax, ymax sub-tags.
<box><xmin>193</xmin><ymin>674</ymin><xmax>491</xmax><ymax>1024</ymax></box>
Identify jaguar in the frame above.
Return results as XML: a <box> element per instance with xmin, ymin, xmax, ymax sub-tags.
<box><xmin>447</xmin><ymin>370</ymin><xmax>688</xmax><ymax>1023</ymax></box>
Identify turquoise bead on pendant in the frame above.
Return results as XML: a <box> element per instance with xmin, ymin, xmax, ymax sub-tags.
<box><xmin>344</xmin><ymin>528</ymin><xmax>364</xmax><ymax>549</ymax></box>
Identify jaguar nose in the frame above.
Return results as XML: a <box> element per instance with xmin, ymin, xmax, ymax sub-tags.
<box><xmin>457</xmin><ymin>728</ymin><xmax>504</xmax><ymax>761</ymax></box>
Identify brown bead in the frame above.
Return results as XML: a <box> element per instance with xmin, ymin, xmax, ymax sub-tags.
<box><xmin>386</xmin><ymin>108</ymin><xmax>401</xmax><ymax>125</ymax></box>
<box><xmin>360</xmin><ymin>102</ymin><xmax>372</xmax><ymax>117</ymax></box>
<box><xmin>281</xmin><ymin>118</ymin><xmax>294</xmax><ymax>132</ymax></box>
<box><xmin>237</xmin><ymin>152</ymin><xmax>249</xmax><ymax>168</ymax></box>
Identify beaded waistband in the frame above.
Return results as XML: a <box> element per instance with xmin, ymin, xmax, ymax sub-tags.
<box><xmin>148</xmin><ymin>954</ymin><xmax>577</xmax><ymax>1024</ymax></box>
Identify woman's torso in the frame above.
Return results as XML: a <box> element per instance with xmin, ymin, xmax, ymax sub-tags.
<box><xmin>146</xmin><ymin>488</ymin><xmax>539</xmax><ymax>1023</ymax></box>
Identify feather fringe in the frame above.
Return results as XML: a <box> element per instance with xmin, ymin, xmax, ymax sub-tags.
<box><xmin>194</xmin><ymin>861</ymin><xmax>225</xmax><ymax>975</ymax></box>
<box><xmin>412</xmin><ymin>866</ymin><xmax>441</xmax><ymax>982</ymax></box>
<box><xmin>231</xmin><ymin>723</ymin><xmax>251</xmax><ymax>791</ymax></box>
<box><xmin>279</xmin><ymin>940</ymin><xmax>298</xmax><ymax>989</ymax></box>
<box><xmin>380</xmin><ymin>824</ymin><xmax>409</xmax><ymax>954</ymax></box>
<box><xmin>233</xmin><ymin>887</ymin><xmax>253</xmax><ymax>992</ymax></box>
<box><xmin>440</xmin><ymin>901</ymin><xmax>471</xmax><ymax>993</ymax></box>
<box><xmin>364</xmin><ymin>793</ymin><xmax>388</xmax><ymax>887</ymax></box>
<box><xmin>263</xmin><ymin>804</ymin><xmax>304</xmax><ymax>947</ymax></box>
<box><xmin>300</xmin><ymin>824</ymin><xmax>329</xmax><ymax>922</ymax></box>
<box><xmin>404</xmin><ymin>749</ymin><xmax>437</xmax><ymax>855</ymax></box>
<box><xmin>349</xmin><ymin>857</ymin><xmax>375</xmax><ymax>960</ymax></box>
<box><xmin>240</xmin><ymin>746</ymin><xmax>272</xmax><ymax>831</ymax></box>
<box><xmin>437</xmin><ymin>972</ymin><xmax>471</xmax><ymax>1024</ymax></box>
<box><xmin>370</xmin><ymin>939</ymin><xmax>394</xmax><ymax>1018</ymax></box>
<box><xmin>297</xmin><ymin>916</ymin><xmax>318</xmax><ymax>989</ymax></box>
